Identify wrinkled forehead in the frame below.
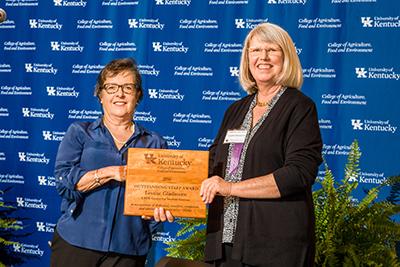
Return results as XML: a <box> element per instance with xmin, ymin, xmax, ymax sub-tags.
<box><xmin>104</xmin><ymin>70</ymin><xmax>135</xmax><ymax>81</ymax></box>
<box><xmin>249</xmin><ymin>34</ymin><xmax>280</xmax><ymax>48</ymax></box>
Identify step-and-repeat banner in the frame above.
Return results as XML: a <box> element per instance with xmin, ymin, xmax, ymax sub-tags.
<box><xmin>0</xmin><ymin>1</ymin><xmax>399</xmax><ymax>266</ymax></box>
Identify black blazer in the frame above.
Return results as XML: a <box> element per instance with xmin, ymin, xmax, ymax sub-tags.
<box><xmin>204</xmin><ymin>88</ymin><xmax>323</xmax><ymax>267</ymax></box>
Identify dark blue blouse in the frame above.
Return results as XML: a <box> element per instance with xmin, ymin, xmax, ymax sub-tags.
<box><xmin>54</xmin><ymin>117</ymin><xmax>167</xmax><ymax>256</ymax></box>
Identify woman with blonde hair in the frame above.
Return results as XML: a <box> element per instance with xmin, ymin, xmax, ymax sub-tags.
<box><xmin>201</xmin><ymin>23</ymin><xmax>322</xmax><ymax>267</ymax></box>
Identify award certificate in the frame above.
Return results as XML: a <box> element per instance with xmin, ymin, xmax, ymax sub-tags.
<box><xmin>124</xmin><ymin>148</ymin><xmax>208</xmax><ymax>218</ymax></box>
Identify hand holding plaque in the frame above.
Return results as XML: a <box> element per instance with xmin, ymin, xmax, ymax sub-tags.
<box><xmin>124</xmin><ymin>148</ymin><xmax>208</xmax><ymax>218</ymax></box>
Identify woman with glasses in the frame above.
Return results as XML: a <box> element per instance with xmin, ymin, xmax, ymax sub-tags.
<box><xmin>200</xmin><ymin>23</ymin><xmax>323</xmax><ymax>266</ymax></box>
<box><xmin>50</xmin><ymin>58</ymin><xmax>173</xmax><ymax>267</ymax></box>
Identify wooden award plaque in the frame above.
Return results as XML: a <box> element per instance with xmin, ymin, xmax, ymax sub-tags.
<box><xmin>124</xmin><ymin>148</ymin><xmax>208</xmax><ymax>218</ymax></box>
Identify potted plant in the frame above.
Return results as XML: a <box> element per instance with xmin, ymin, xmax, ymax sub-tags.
<box><xmin>164</xmin><ymin>140</ymin><xmax>400</xmax><ymax>266</ymax></box>
<box><xmin>0</xmin><ymin>188</ymin><xmax>24</xmax><ymax>267</ymax></box>
<box><xmin>314</xmin><ymin>140</ymin><xmax>400</xmax><ymax>266</ymax></box>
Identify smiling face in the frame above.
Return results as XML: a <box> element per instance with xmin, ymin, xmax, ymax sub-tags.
<box><xmin>248</xmin><ymin>37</ymin><xmax>284</xmax><ymax>89</ymax></box>
<box><xmin>99</xmin><ymin>70</ymin><xmax>138</xmax><ymax>121</ymax></box>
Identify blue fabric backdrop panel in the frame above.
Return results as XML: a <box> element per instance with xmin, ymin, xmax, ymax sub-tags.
<box><xmin>0</xmin><ymin>1</ymin><xmax>399</xmax><ymax>266</ymax></box>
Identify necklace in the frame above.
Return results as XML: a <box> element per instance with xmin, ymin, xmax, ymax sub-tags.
<box><xmin>104</xmin><ymin>120</ymin><xmax>134</xmax><ymax>145</ymax></box>
<box><xmin>256</xmin><ymin>94</ymin><xmax>270</xmax><ymax>107</ymax></box>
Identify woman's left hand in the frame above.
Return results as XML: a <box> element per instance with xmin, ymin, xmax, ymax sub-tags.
<box><xmin>200</xmin><ymin>175</ymin><xmax>232</xmax><ymax>204</ymax></box>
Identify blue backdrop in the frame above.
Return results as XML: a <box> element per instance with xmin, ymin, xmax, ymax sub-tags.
<box><xmin>0</xmin><ymin>0</ymin><xmax>399</xmax><ymax>266</ymax></box>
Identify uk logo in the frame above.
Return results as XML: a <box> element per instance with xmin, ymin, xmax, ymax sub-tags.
<box><xmin>42</xmin><ymin>131</ymin><xmax>52</xmax><ymax>140</ymax></box>
<box><xmin>128</xmin><ymin>19</ymin><xmax>138</xmax><ymax>28</ymax></box>
<box><xmin>36</xmin><ymin>221</ymin><xmax>55</xmax><ymax>232</ymax></box>
<box><xmin>155</xmin><ymin>0</ymin><xmax>164</xmax><ymax>4</ymax></box>
<box><xmin>50</xmin><ymin>42</ymin><xmax>60</xmax><ymax>51</ymax></box>
<box><xmin>29</xmin><ymin>19</ymin><xmax>38</xmax><ymax>28</ymax></box>
<box><xmin>235</xmin><ymin>19</ymin><xmax>245</xmax><ymax>29</ymax></box>
<box><xmin>144</xmin><ymin>154</ymin><xmax>157</xmax><ymax>164</ymax></box>
<box><xmin>38</xmin><ymin>175</ymin><xmax>56</xmax><ymax>186</ymax></box>
<box><xmin>348</xmin><ymin>175</ymin><xmax>358</xmax><ymax>183</ymax></box>
<box><xmin>18</xmin><ymin>152</ymin><xmax>27</xmax><ymax>161</ymax></box>
<box><xmin>351</xmin><ymin>119</ymin><xmax>363</xmax><ymax>130</ymax></box>
<box><xmin>361</xmin><ymin>17</ymin><xmax>373</xmax><ymax>27</ymax></box>
<box><xmin>152</xmin><ymin>42</ymin><xmax>162</xmax><ymax>52</ymax></box>
<box><xmin>38</xmin><ymin>176</ymin><xmax>47</xmax><ymax>185</ymax></box>
<box><xmin>36</xmin><ymin>222</ymin><xmax>46</xmax><ymax>232</ymax></box>
<box><xmin>355</xmin><ymin>68</ymin><xmax>367</xmax><ymax>78</ymax></box>
<box><xmin>148</xmin><ymin>89</ymin><xmax>158</xmax><ymax>99</ymax></box>
<box><xmin>16</xmin><ymin>197</ymin><xmax>24</xmax><ymax>207</ymax></box>
<box><xmin>267</xmin><ymin>0</ymin><xmax>277</xmax><ymax>3</ymax></box>
<box><xmin>47</xmin><ymin>86</ymin><xmax>56</xmax><ymax>96</ymax></box>
<box><xmin>22</xmin><ymin>108</ymin><xmax>30</xmax><ymax>117</ymax></box>
<box><xmin>25</xmin><ymin>64</ymin><xmax>33</xmax><ymax>72</ymax></box>
<box><xmin>229</xmin><ymin>67</ymin><xmax>239</xmax><ymax>77</ymax></box>
<box><xmin>53</xmin><ymin>0</ymin><xmax>62</xmax><ymax>6</ymax></box>
<box><xmin>13</xmin><ymin>244</ymin><xmax>21</xmax><ymax>252</ymax></box>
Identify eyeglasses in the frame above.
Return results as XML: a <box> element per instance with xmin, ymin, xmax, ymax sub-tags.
<box><xmin>102</xmin><ymin>83</ymin><xmax>137</xmax><ymax>94</ymax></box>
<box><xmin>248</xmin><ymin>47</ymin><xmax>282</xmax><ymax>57</ymax></box>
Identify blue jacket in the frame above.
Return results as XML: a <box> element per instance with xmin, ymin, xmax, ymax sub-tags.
<box><xmin>54</xmin><ymin>117</ymin><xmax>167</xmax><ymax>256</ymax></box>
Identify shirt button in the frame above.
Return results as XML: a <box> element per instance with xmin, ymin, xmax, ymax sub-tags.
<box><xmin>59</xmin><ymin>177</ymin><xmax>62</xmax><ymax>180</ymax></box>
<box><xmin>70</xmin><ymin>209</ymin><xmax>74</xmax><ymax>213</ymax></box>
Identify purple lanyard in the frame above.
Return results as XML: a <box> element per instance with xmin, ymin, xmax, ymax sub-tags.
<box><xmin>228</xmin><ymin>142</ymin><xmax>244</xmax><ymax>175</ymax></box>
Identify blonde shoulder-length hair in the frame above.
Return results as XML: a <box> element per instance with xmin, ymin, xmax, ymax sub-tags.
<box><xmin>239</xmin><ymin>22</ymin><xmax>303</xmax><ymax>94</ymax></box>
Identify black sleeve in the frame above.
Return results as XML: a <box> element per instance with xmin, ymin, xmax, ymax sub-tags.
<box><xmin>273</xmin><ymin>99</ymin><xmax>323</xmax><ymax>197</ymax></box>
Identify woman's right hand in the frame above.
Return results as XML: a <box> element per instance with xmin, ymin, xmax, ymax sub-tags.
<box><xmin>76</xmin><ymin>165</ymin><xmax>126</xmax><ymax>192</ymax></box>
<box><xmin>105</xmin><ymin>165</ymin><xmax>127</xmax><ymax>182</ymax></box>
<box><xmin>93</xmin><ymin>165</ymin><xmax>126</xmax><ymax>183</ymax></box>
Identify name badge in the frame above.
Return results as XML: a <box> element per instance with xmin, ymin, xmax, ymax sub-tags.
<box><xmin>223</xmin><ymin>130</ymin><xmax>247</xmax><ymax>144</ymax></box>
